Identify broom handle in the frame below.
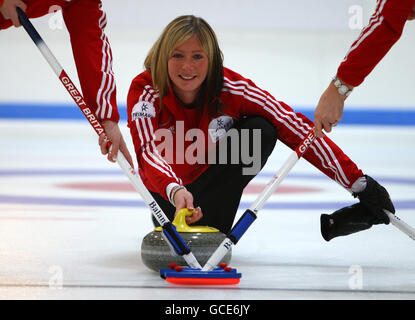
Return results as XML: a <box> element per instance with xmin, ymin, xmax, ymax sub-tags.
<box><xmin>16</xmin><ymin>8</ymin><xmax>202</xmax><ymax>269</ymax></box>
<box><xmin>202</xmin><ymin>129</ymin><xmax>316</xmax><ymax>271</ymax></box>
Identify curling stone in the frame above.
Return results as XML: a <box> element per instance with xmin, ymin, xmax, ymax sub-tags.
<box><xmin>141</xmin><ymin>209</ymin><xmax>232</xmax><ymax>271</ymax></box>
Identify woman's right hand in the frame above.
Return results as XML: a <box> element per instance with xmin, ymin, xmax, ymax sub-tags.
<box><xmin>173</xmin><ymin>188</ymin><xmax>203</xmax><ymax>225</ymax></box>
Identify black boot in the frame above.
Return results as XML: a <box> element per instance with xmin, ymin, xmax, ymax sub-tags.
<box><xmin>353</xmin><ymin>175</ymin><xmax>395</xmax><ymax>225</ymax></box>
<box><xmin>320</xmin><ymin>203</ymin><xmax>379</xmax><ymax>241</ymax></box>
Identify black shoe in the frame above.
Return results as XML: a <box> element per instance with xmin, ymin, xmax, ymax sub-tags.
<box><xmin>321</xmin><ymin>203</ymin><xmax>378</xmax><ymax>241</ymax></box>
<box><xmin>352</xmin><ymin>175</ymin><xmax>395</xmax><ymax>225</ymax></box>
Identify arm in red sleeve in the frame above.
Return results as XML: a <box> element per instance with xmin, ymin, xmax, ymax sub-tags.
<box><xmin>127</xmin><ymin>78</ymin><xmax>183</xmax><ymax>200</ymax></box>
<box><xmin>62</xmin><ymin>0</ymin><xmax>119</xmax><ymax>122</ymax></box>
<box><xmin>223</xmin><ymin>69</ymin><xmax>364</xmax><ymax>189</ymax></box>
<box><xmin>337</xmin><ymin>0</ymin><xmax>415</xmax><ymax>87</ymax></box>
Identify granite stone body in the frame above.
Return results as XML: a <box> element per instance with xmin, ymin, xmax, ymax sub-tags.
<box><xmin>141</xmin><ymin>230</ymin><xmax>232</xmax><ymax>271</ymax></box>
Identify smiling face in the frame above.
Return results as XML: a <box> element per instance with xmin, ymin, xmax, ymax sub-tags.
<box><xmin>168</xmin><ymin>36</ymin><xmax>209</xmax><ymax>105</ymax></box>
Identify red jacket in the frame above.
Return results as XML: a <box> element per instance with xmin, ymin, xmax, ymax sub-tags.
<box><xmin>127</xmin><ymin>68</ymin><xmax>364</xmax><ymax>200</ymax></box>
<box><xmin>338</xmin><ymin>0</ymin><xmax>415</xmax><ymax>87</ymax></box>
<box><xmin>1</xmin><ymin>0</ymin><xmax>119</xmax><ymax>122</ymax></box>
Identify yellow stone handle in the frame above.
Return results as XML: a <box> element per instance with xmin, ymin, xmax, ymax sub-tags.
<box><xmin>154</xmin><ymin>208</ymin><xmax>219</xmax><ymax>233</ymax></box>
<box><xmin>172</xmin><ymin>208</ymin><xmax>195</xmax><ymax>230</ymax></box>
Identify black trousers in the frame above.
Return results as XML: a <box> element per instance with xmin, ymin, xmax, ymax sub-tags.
<box><xmin>150</xmin><ymin>116</ymin><xmax>278</xmax><ymax>234</ymax></box>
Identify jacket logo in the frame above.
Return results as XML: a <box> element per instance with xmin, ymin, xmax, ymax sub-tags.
<box><xmin>131</xmin><ymin>101</ymin><xmax>155</xmax><ymax>120</ymax></box>
<box><xmin>208</xmin><ymin>116</ymin><xmax>233</xmax><ymax>142</ymax></box>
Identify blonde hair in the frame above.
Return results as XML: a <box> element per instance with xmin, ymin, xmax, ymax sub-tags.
<box><xmin>144</xmin><ymin>15</ymin><xmax>224</xmax><ymax>111</ymax></box>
